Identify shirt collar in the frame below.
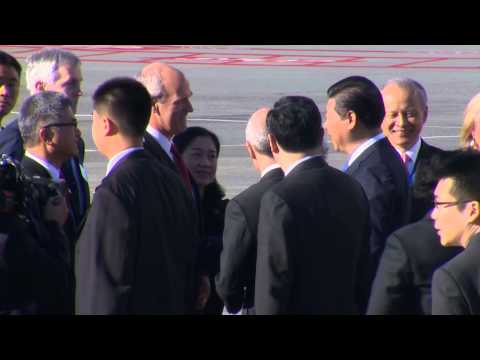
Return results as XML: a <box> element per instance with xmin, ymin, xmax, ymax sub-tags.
<box><xmin>348</xmin><ymin>133</ymin><xmax>385</xmax><ymax>167</ymax></box>
<box><xmin>106</xmin><ymin>147</ymin><xmax>143</xmax><ymax>176</ymax></box>
<box><xmin>395</xmin><ymin>137</ymin><xmax>422</xmax><ymax>166</ymax></box>
<box><xmin>146</xmin><ymin>125</ymin><xmax>173</xmax><ymax>160</ymax></box>
<box><xmin>261</xmin><ymin>163</ymin><xmax>281</xmax><ymax>178</ymax></box>
<box><xmin>285</xmin><ymin>155</ymin><xmax>323</xmax><ymax>176</ymax></box>
<box><xmin>25</xmin><ymin>151</ymin><xmax>61</xmax><ymax>180</ymax></box>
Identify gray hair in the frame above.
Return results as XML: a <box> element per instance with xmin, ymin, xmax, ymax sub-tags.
<box><xmin>245</xmin><ymin>118</ymin><xmax>272</xmax><ymax>157</ymax></box>
<box><xmin>135</xmin><ymin>71</ymin><xmax>164</xmax><ymax>99</ymax></box>
<box><xmin>25</xmin><ymin>48</ymin><xmax>81</xmax><ymax>94</ymax></box>
<box><xmin>384</xmin><ymin>77</ymin><xmax>428</xmax><ymax>108</ymax></box>
<box><xmin>19</xmin><ymin>91</ymin><xmax>72</xmax><ymax>147</ymax></box>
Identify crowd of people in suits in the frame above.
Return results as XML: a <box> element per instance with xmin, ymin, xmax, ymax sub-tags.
<box><xmin>0</xmin><ymin>47</ymin><xmax>480</xmax><ymax>315</ymax></box>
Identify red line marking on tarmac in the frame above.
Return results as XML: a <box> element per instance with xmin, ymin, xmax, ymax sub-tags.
<box><xmin>246</xmin><ymin>47</ymin><xmax>406</xmax><ymax>53</ymax></box>
<box><xmin>3</xmin><ymin>45</ymin><xmax>480</xmax><ymax>70</ymax></box>
<box><xmin>390</xmin><ymin>57</ymin><xmax>449</xmax><ymax>68</ymax></box>
<box><xmin>76</xmin><ymin>51</ymin><xmax>127</xmax><ymax>58</ymax></box>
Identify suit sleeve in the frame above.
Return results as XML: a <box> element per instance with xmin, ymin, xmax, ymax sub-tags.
<box><xmin>75</xmin><ymin>188</ymin><xmax>135</xmax><ymax>314</ymax></box>
<box><xmin>0</xmin><ymin>122</ymin><xmax>24</xmax><ymax>162</ymax></box>
<box><xmin>367</xmin><ymin>233</ymin><xmax>413</xmax><ymax>314</ymax></box>
<box><xmin>431</xmin><ymin>267</ymin><xmax>469</xmax><ymax>315</ymax></box>
<box><xmin>361</xmin><ymin>169</ymin><xmax>399</xmax><ymax>272</ymax></box>
<box><xmin>215</xmin><ymin>199</ymin><xmax>252</xmax><ymax>313</ymax></box>
<box><xmin>255</xmin><ymin>191</ymin><xmax>294</xmax><ymax>314</ymax></box>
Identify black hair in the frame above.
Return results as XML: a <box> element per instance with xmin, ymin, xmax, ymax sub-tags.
<box><xmin>93</xmin><ymin>77</ymin><xmax>151</xmax><ymax>138</ymax></box>
<box><xmin>172</xmin><ymin>126</ymin><xmax>220</xmax><ymax>157</ymax></box>
<box><xmin>327</xmin><ymin>76</ymin><xmax>385</xmax><ymax>129</ymax></box>
<box><xmin>432</xmin><ymin>149</ymin><xmax>480</xmax><ymax>209</ymax></box>
<box><xmin>267</xmin><ymin>96</ymin><xmax>323</xmax><ymax>152</ymax></box>
<box><xmin>0</xmin><ymin>50</ymin><xmax>21</xmax><ymax>77</ymax></box>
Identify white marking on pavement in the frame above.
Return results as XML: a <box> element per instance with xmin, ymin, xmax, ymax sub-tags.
<box><xmin>422</xmin><ymin>135</ymin><xmax>459</xmax><ymax>139</ymax></box>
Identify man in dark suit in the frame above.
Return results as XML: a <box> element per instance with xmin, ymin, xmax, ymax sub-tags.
<box><xmin>254</xmin><ymin>96</ymin><xmax>371</xmax><ymax>315</ymax></box>
<box><xmin>0</xmin><ymin>49</ymin><xmax>90</xmax><ymax>233</ymax></box>
<box><xmin>216</xmin><ymin>107</ymin><xmax>284</xmax><ymax>315</ymax></box>
<box><xmin>136</xmin><ymin>62</ymin><xmax>210</xmax><ymax>311</ymax></box>
<box><xmin>430</xmin><ymin>150</ymin><xmax>480</xmax><ymax>315</ymax></box>
<box><xmin>367</xmin><ymin>150</ymin><xmax>462</xmax><ymax>315</ymax></box>
<box><xmin>3</xmin><ymin>91</ymin><xmax>75</xmax><ymax>314</ymax></box>
<box><xmin>76</xmin><ymin>77</ymin><xmax>198</xmax><ymax>314</ymax></box>
<box><xmin>18</xmin><ymin>91</ymin><xmax>81</xmax><ymax>267</ymax></box>
<box><xmin>367</xmin><ymin>217</ymin><xmax>462</xmax><ymax>315</ymax></box>
<box><xmin>324</xmin><ymin>76</ymin><xmax>409</xmax><ymax>276</ymax></box>
<box><xmin>381</xmin><ymin>78</ymin><xmax>445</xmax><ymax>223</ymax></box>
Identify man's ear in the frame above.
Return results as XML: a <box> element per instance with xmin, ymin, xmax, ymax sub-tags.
<box><xmin>345</xmin><ymin>110</ymin><xmax>358</xmax><ymax>131</ymax></box>
<box><xmin>245</xmin><ymin>141</ymin><xmax>256</xmax><ymax>160</ymax></box>
<box><xmin>39</xmin><ymin>127</ymin><xmax>53</xmax><ymax>144</ymax></box>
<box><xmin>423</xmin><ymin>105</ymin><xmax>429</xmax><ymax>124</ymax></box>
<box><xmin>152</xmin><ymin>101</ymin><xmax>161</xmax><ymax>116</ymax></box>
<box><xmin>467</xmin><ymin>201</ymin><xmax>480</xmax><ymax>224</ymax></box>
<box><xmin>267</xmin><ymin>133</ymin><xmax>280</xmax><ymax>155</ymax></box>
<box><xmin>34</xmin><ymin>80</ymin><xmax>46</xmax><ymax>93</ymax></box>
<box><xmin>104</xmin><ymin>116</ymin><xmax>118</xmax><ymax>136</ymax></box>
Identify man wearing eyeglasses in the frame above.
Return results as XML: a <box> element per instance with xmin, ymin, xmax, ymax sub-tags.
<box><xmin>430</xmin><ymin>150</ymin><xmax>480</xmax><ymax>315</ymax></box>
<box><xmin>14</xmin><ymin>91</ymin><xmax>77</xmax><ymax>313</ymax></box>
<box><xmin>0</xmin><ymin>48</ymin><xmax>89</xmax><ymax>238</ymax></box>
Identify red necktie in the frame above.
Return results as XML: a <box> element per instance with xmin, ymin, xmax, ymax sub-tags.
<box><xmin>170</xmin><ymin>144</ymin><xmax>193</xmax><ymax>193</ymax></box>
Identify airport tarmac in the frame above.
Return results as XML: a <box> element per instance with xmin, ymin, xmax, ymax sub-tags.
<box><xmin>2</xmin><ymin>44</ymin><xmax>479</xmax><ymax>198</ymax></box>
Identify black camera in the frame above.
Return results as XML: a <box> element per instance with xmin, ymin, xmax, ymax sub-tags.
<box><xmin>0</xmin><ymin>154</ymin><xmax>65</xmax><ymax>217</ymax></box>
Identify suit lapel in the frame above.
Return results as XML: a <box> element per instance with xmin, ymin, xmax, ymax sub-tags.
<box><xmin>21</xmin><ymin>157</ymin><xmax>53</xmax><ymax>179</ymax></box>
<box><xmin>143</xmin><ymin>132</ymin><xmax>177</xmax><ymax>172</ymax></box>
<box><xmin>346</xmin><ymin>140</ymin><xmax>381</xmax><ymax>176</ymax></box>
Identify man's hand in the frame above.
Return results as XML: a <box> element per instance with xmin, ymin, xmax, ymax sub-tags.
<box><xmin>195</xmin><ymin>274</ymin><xmax>211</xmax><ymax>311</ymax></box>
<box><xmin>43</xmin><ymin>194</ymin><xmax>69</xmax><ymax>226</ymax></box>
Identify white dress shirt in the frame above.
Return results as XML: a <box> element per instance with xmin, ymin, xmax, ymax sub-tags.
<box><xmin>394</xmin><ymin>138</ymin><xmax>422</xmax><ymax>177</ymax></box>
<box><xmin>347</xmin><ymin>133</ymin><xmax>385</xmax><ymax>167</ymax></box>
<box><xmin>284</xmin><ymin>155</ymin><xmax>323</xmax><ymax>176</ymax></box>
<box><xmin>25</xmin><ymin>151</ymin><xmax>61</xmax><ymax>181</ymax></box>
<box><xmin>106</xmin><ymin>147</ymin><xmax>143</xmax><ymax>177</ymax></box>
<box><xmin>146</xmin><ymin>125</ymin><xmax>174</xmax><ymax>161</ymax></box>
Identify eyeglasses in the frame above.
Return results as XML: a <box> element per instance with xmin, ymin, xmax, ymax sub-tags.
<box><xmin>42</xmin><ymin>118</ymin><xmax>78</xmax><ymax>129</ymax></box>
<box><xmin>433</xmin><ymin>200</ymin><xmax>473</xmax><ymax>209</ymax></box>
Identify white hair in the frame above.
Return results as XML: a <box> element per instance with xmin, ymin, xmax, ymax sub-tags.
<box><xmin>136</xmin><ymin>72</ymin><xmax>164</xmax><ymax>98</ymax></box>
<box><xmin>25</xmin><ymin>48</ymin><xmax>80</xmax><ymax>95</ymax></box>
<box><xmin>384</xmin><ymin>77</ymin><xmax>428</xmax><ymax>108</ymax></box>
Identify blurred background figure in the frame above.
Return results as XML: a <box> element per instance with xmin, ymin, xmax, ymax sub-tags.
<box><xmin>0</xmin><ymin>51</ymin><xmax>21</xmax><ymax>127</ymax></box>
<box><xmin>460</xmin><ymin>92</ymin><xmax>480</xmax><ymax>151</ymax></box>
<box><xmin>173</xmin><ymin>126</ymin><xmax>228</xmax><ymax>315</ymax></box>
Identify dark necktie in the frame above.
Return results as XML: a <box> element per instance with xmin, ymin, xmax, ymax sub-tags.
<box><xmin>59</xmin><ymin>169</ymin><xmax>76</xmax><ymax>226</ymax></box>
<box><xmin>170</xmin><ymin>144</ymin><xmax>193</xmax><ymax>192</ymax></box>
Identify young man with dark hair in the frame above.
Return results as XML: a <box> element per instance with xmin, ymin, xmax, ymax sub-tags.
<box><xmin>430</xmin><ymin>150</ymin><xmax>480</xmax><ymax>315</ymax></box>
<box><xmin>76</xmin><ymin>77</ymin><xmax>199</xmax><ymax>314</ymax></box>
<box><xmin>324</xmin><ymin>76</ymin><xmax>409</xmax><ymax>276</ymax></box>
<box><xmin>254</xmin><ymin>96</ymin><xmax>371</xmax><ymax>314</ymax></box>
<box><xmin>0</xmin><ymin>50</ymin><xmax>21</xmax><ymax>126</ymax></box>
<box><xmin>367</xmin><ymin>151</ymin><xmax>462</xmax><ymax>315</ymax></box>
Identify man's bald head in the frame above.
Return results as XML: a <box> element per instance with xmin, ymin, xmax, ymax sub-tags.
<box><xmin>136</xmin><ymin>62</ymin><xmax>190</xmax><ymax>99</ymax></box>
<box><xmin>136</xmin><ymin>62</ymin><xmax>193</xmax><ymax>138</ymax></box>
<box><xmin>246</xmin><ymin>107</ymin><xmax>272</xmax><ymax>157</ymax></box>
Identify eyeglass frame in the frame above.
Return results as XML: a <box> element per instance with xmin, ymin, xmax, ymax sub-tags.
<box><xmin>41</xmin><ymin>118</ymin><xmax>78</xmax><ymax>129</ymax></box>
<box><xmin>433</xmin><ymin>200</ymin><xmax>474</xmax><ymax>209</ymax></box>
